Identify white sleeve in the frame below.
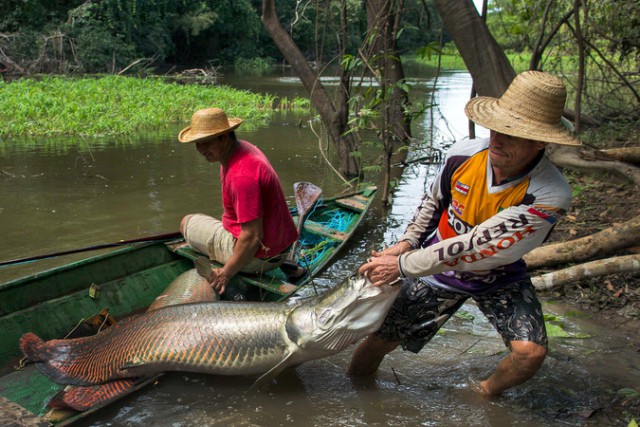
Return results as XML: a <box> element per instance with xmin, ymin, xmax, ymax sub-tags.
<box><xmin>398</xmin><ymin>204</ymin><xmax>561</xmax><ymax>278</ymax></box>
<box><xmin>400</xmin><ymin>191</ymin><xmax>442</xmax><ymax>249</ymax></box>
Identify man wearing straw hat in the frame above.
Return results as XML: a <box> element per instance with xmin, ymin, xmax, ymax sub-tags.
<box><xmin>348</xmin><ymin>71</ymin><xmax>581</xmax><ymax>396</ymax></box>
<box><xmin>178</xmin><ymin>108</ymin><xmax>298</xmax><ymax>297</ymax></box>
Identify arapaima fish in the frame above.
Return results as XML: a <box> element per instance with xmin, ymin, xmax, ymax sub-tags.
<box><xmin>21</xmin><ymin>274</ymin><xmax>399</xmax><ymax>408</ymax></box>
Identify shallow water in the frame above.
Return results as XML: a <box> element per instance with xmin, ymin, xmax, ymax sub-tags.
<box><xmin>75</xmin><ymin>297</ymin><xmax>640</xmax><ymax>427</ymax></box>
<box><xmin>2</xmin><ymin>70</ymin><xmax>638</xmax><ymax>426</ymax></box>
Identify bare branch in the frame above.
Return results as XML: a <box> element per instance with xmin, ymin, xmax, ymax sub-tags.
<box><xmin>599</xmin><ymin>147</ymin><xmax>640</xmax><ymax>165</ymax></box>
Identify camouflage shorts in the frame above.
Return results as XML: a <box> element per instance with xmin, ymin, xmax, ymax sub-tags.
<box><xmin>377</xmin><ymin>278</ymin><xmax>548</xmax><ymax>353</ymax></box>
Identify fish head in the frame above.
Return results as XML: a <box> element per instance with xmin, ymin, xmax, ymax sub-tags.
<box><xmin>287</xmin><ymin>275</ymin><xmax>401</xmax><ymax>353</ymax></box>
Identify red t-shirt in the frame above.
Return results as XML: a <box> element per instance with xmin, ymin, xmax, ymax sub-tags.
<box><xmin>220</xmin><ymin>140</ymin><xmax>298</xmax><ymax>258</ymax></box>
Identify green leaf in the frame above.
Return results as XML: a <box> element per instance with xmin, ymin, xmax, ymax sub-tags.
<box><xmin>545</xmin><ymin>323</ymin><xmax>571</xmax><ymax>338</ymax></box>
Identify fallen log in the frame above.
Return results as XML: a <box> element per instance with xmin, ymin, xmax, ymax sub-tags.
<box><xmin>547</xmin><ymin>144</ymin><xmax>640</xmax><ymax>185</ymax></box>
<box><xmin>532</xmin><ymin>254</ymin><xmax>640</xmax><ymax>292</ymax></box>
<box><xmin>524</xmin><ymin>215</ymin><xmax>640</xmax><ymax>270</ymax></box>
<box><xmin>599</xmin><ymin>146</ymin><xmax>640</xmax><ymax>165</ymax></box>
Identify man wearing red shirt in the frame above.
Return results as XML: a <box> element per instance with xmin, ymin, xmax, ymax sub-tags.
<box><xmin>178</xmin><ymin>108</ymin><xmax>298</xmax><ymax>295</ymax></box>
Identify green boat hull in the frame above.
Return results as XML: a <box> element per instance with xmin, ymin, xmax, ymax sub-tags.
<box><xmin>0</xmin><ymin>186</ymin><xmax>377</xmax><ymax>425</ymax></box>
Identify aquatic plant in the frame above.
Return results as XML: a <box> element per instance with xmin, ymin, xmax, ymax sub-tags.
<box><xmin>0</xmin><ymin>76</ymin><xmax>278</xmax><ymax>137</ymax></box>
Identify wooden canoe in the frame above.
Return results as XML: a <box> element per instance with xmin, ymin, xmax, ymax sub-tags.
<box><xmin>0</xmin><ymin>185</ymin><xmax>376</xmax><ymax>425</ymax></box>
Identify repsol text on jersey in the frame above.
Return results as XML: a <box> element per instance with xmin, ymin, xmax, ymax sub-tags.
<box><xmin>435</xmin><ymin>214</ymin><xmax>536</xmax><ymax>266</ymax></box>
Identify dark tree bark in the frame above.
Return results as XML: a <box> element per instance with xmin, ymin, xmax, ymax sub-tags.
<box><xmin>432</xmin><ymin>0</ymin><xmax>516</xmax><ymax>97</ymax></box>
<box><xmin>365</xmin><ymin>0</ymin><xmax>411</xmax><ymax>142</ymax></box>
<box><xmin>364</xmin><ymin>0</ymin><xmax>412</xmax><ymax>204</ymax></box>
<box><xmin>261</xmin><ymin>0</ymin><xmax>360</xmax><ymax>178</ymax></box>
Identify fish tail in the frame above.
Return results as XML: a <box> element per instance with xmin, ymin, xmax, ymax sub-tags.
<box><xmin>19</xmin><ymin>332</ymin><xmax>48</xmax><ymax>362</ymax></box>
<box><xmin>47</xmin><ymin>380</ymin><xmax>137</xmax><ymax>411</ymax></box>
<box><xmin>20</xmin><ymin>332</ymin><xmax>90</xmax><ymax>386</ymax></box>
<box><xmin>20</xmin><ymin>331</ymin><xmax>122</xmax><ymax>386</ymax></box>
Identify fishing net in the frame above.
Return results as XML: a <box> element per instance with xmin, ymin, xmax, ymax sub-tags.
<box><xmin>296</xmin><ymin>207</ymin><xmax>356</xmax><ymax>269</ymax></box>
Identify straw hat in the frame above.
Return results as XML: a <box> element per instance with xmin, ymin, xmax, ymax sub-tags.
<box><xmin>178</xmin><ymin>108</ymin><xmax>242</xmax><ymax>143</ymax></box>
<box><xmin>464</xmin><ymin>71</ymin><xmax>581</xmax><ymax>146</ymax></box>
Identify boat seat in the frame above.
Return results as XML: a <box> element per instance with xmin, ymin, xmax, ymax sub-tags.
<box><xmin>302</xmin><ymin>220</ymin><xmax>347</xmax><ymax>241</ymax></box>
<box><xmin>334</xmin><ymin>194</ymin><xmax>368</xmax><ymax>212</ymax></box>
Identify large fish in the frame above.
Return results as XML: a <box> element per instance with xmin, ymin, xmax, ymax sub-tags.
<box><xmin>47</xmin><ymin>267</ymin><xmax>218</xmax><ymax>412</ymax></box>
<box><xmin>20</xmin><ymin>274</ymin><xmax>400</xmax><ymax>388</ymax></box>
<box><xmin>148</xmin><ymin>267</ymin><xmax>219</xmax><ymax>310</ymax></box>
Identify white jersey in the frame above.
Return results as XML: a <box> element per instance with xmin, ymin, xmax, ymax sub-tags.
<box><xmin>398</xmin><ymin>138</ymin><xmax>571</xmax><ymax>294</ymax></box>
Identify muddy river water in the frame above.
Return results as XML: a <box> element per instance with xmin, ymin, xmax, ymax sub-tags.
<box><xmin>1</xmin><ymin>70</ymin><xmax>638</xmax><ymax>426</ymax></box>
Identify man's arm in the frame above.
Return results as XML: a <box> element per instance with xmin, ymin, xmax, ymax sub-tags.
<box><xmin>361</xmin><ymin>162</ymin><xmax>446</xmax><ymax>286</ymax></box>
<box><xmin>400</xmin><ymin>191</ymin><xmax>443</xmax><ymax>248</ymax></box>
<box><xmin>361</xmin><ymin>204</ymin><xmax>562</xmax><ymax>286</ymax></box>
<box><xmin>398</xmin><ymin>204</ymin><xmax>562</xmax><ymax>278</ymax></box>
<box><xmin>209</xmin><ymin>218</ymin><xmax>263</xmax><ymax>294</ymax></box>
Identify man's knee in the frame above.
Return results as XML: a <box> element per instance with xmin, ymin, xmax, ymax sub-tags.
<box><xmin>509</xmin><ymin>340</ymin><xmax>547</xmax><ymax>370</ymax></box>
<box><xmin>180</xmin><ymin>215</ymin><xmax>192</xmax><ymax>235</ymax></box>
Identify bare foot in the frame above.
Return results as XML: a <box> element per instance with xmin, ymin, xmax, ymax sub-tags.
<box><xmin>468</xmin><ymin>376</ymin><xmax>491</xmax><ymax>397</ymax></box>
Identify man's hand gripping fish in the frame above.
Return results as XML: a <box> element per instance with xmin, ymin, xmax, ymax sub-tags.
<box><xmin>20</xmin><ymin>275</ymin><xmax>400</xmax><ymax>388</ymax></box>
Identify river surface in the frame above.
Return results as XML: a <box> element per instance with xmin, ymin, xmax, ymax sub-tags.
<box><xmin>1</xmin><ymin>69</ymin><xmax>638</xmax><ymax>426</ymax></box>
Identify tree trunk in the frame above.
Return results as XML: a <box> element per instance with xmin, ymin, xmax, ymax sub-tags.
<box><xmin>261</xmin><ymin>0</ymin><xmax>360</xmax><ymax>178</ymax></box>
<box><xmin>365</xmin><ymin>0</ymin><xmax>411</xmax><ymax>142</ymax></box>
<box><xmin>532</xmin><ymin>254</ymin><xmax>640</xmax><ymax>291</ymax></box>
<box><xmin>432</xmin><ymin>0</ymin><xmax>516</xmax><ymax>97</ymax></box>
<box><xmin>364</xmin><ymin>0</ymin><xmax>411</xmax><ymax>205</ymax></box>
<box><xmin>525</xmin><ymin>215</ymin><xmax>640</xmax><ymax>270</ymax></box>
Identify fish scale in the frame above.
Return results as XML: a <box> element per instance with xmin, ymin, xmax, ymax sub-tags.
<box><xmin>20</xmin><ymin>275</ymin><xmax>401</xmax><ymax>389</ymax></box>
<box><xmin>37</xmin><ymin>268</ymin><xmax>222</xmax><ymax>411</ymax></box>
<box><xmin>27</xmin><ymin>303</ymin><xmax>289</xmax><ymax>385</ymax></box>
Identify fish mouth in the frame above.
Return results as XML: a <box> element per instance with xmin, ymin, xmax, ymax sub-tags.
<box><xmin>321</xmin><ymin>276</ymin><xmax>401</xmax><ymax>325</ymax></box>
<box><xmin>360</xmin><ymin>277</ymin><xmax>402</xmax><ymax>298</ymax></box>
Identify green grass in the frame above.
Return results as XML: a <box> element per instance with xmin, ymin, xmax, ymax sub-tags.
<box><xmin>409</xmin><ymin>42</ymin><xmax>585</xmax><ymax>74</ymax></box>
<box><xmin>0</xmin><ymin>76</ymin><xmax>279</xmax><ymax>137</ymax></box>
<box><xmin>410</xmin><ymin>48</ymin><xmax>533</xmax><ymax>73</ymax></box>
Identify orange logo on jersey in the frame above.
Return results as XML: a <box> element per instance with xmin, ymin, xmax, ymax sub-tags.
<box><xmin>452</xmin><ymin>199</ymin><xmax>465</xmax><ymax>216</ymax></box>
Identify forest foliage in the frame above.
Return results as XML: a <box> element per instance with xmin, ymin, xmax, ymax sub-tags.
<box><xmin>1</xmin><ymin>0</ymin><xmax>638</xmax><ymax>130</ymax></box>
<box><xmin>0</xmin><ymin>0</ymin><xmax>442</xmax><ymax>74</ymax></box>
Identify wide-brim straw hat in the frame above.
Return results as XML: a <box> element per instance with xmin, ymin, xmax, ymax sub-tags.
<box><xmin>465</xmin><ymin>71</ymin><xmax>581</xmax><ymax>146</ymax></box>
<box><xmin>178</xmin><ymin>108</ymin><xmax>242</xmax><ymax>143</ymax></box>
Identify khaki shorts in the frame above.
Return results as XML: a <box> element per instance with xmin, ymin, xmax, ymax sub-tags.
<box><xmin>182</xmin><ymin>213</ymin><xmax>285</xmax><ymax>274</ymax></box>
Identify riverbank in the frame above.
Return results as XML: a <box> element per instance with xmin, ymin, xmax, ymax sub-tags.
<box><xmin>539</xmin><ymin>125</ymin><xmax>640</xmax><ymax>423</ymax></box>
<box><xmin>0</xmin><ymin>76</ymin><xmax>296</xmax><ymax>137</ymax></box>
<box><xmin>543</xmin><ymin>124</ymin><xmax>639</xmax><ymax>328</ymax></box>
<box><xmin>409</xmin><ymin>49</ymin><xmax>533</xmax><ymax>73</ymax></box>
<box><xmin>548</xmin><ymin>176</ymin><xmax>640</xmax><ymax>424</ymax></box>
<box><xmin>549</xmin><ymin>173</ymin><xmax>639</xmax><ymax>323</ymax></box>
